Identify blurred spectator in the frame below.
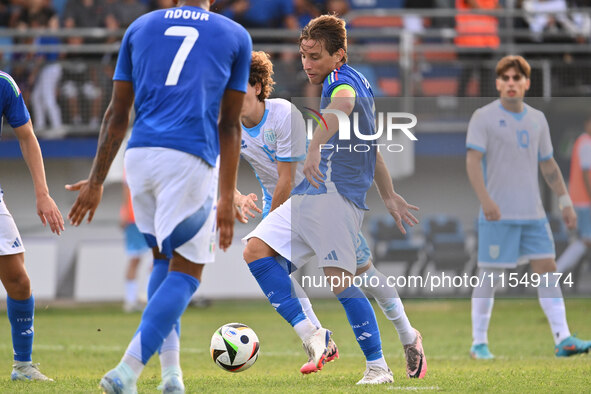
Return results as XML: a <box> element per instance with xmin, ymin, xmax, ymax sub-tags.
<box><xmin>0</xmin><ymin>0</ymin><xmax>18</xmax><ymax>27</ymax></box>
<box><xmin>220</xmin><ymin>0</ymin><xmax>298</xmax><ymax>29</ymax></box>
<box><xmin>455</xmin><ymin>0</ymin><xmax>500</xmax><ymax>97</ymax></box>
<box><xmin>0</xmin><ymin>0</ymin><xmax>19</xmax><ymax>66</ymax></box>
<box><xmin>19</xmin><ymin>0</ymin><xmax>64</xmax><ymax>138</ymax></box>
<box><xmin>149</xmin><ymin>0</ymin><xmax>174</xmax><ymax>11</ymax></box>
<box><xmin>294</xmin><ymin>0</ymin><xmax>320</xmax><ymax>28</ymax></box>
<box><xmin>404</xmin><ymin>0</ymin><xmax>435</xmax><ymax>34</ymax></box>
<box><xmin>51</xmin><ymin>0</ymin><xmax>68</xmax><ymax>19</ymax></box>
<box><xmin>62</xmin><ymin>0</ymin><xmax>108</xmax><ymax>129</ymax></box>
<box><xmin>105</xmin><ymin>0</ymin><xmax>147</xmax><ymax>29</ymax></box>
<box><xmin>326</xmin><ymin>0</ymin><xmax>350</xmax><ymax>17</ymax></box>
<box><xmin>349</xmin><ymin>0</ymin><xmax>404</xmax><ymax>9</ymax></box>
<box><xmin>522</xmin><ymin>0</ymin><xmax>591</xmax><ymax>43</ymax></box>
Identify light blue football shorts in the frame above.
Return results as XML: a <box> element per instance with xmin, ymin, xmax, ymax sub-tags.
<box><xmin>355</xmin><ymin>232</ymin><xmax>372</xmax><ymax>269</ymax></box>
<box><xmin>124</xmin><ymin>223</ymin><xmax>150</xmax><ymax>258</ymax></box>
<box><xmin>478</xmin><ymin>218</ymin><xmax>555</xmax><ymax>268</ymax></box>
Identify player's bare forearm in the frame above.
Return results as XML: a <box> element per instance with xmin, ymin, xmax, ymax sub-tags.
<box><xmin>466</xmin><ymin>149</ymin><xmax>491</xmax><ymax>204</ymax></box>
<box><xmin>88</xmin><ymin>106</ymin><xmax>128</xmax><ymax>186</ymax></box>
<box><xmin>218</xmin><ymin>89</ymin><xmax>245</xmax><ymax>205</ymax></box>
<box><xmin>217</xmin><ymin>89</ymin><xmax>245</xmax><ymax>248</ymax></box>
<box><xmin>374</xmin><ymin>151</ymin><xmax>396</xmax><ymax>200</ymax></box>
<box><xmin>540</xmin><ymin>158</ymin><xmax>568</xmax><ymax>197</ymax></box>
<box><xmin>218</xmin><ymin>126</ymin><xmax>241</xmax><ymax>202</ymax></box>
<box><xmin>271</xmin><ymin>161</ymin><xmax>295</xmax><ymax>211</ymax></box>
<box><xmin>14</xmin><ymin>120</ymin><xmax>50</xmax><ymax>198</ymax></box>
<box><xmin>271</xmin><ymin>176</ymin><xmax>291</xmax><ymax>212</ymax></box>
<box><xmin>217</xmin><ymin>122</ymin><xmax>241</xmax><ymax>248</ymax></box>
<box><xmin>89</xmin><ymin>81</ymin><xmax>133</xmax><ymax>186</ymax></box>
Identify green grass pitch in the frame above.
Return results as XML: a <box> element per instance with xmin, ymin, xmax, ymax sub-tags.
<box><xmin>0</xmin><ymin>298</ymin><xmax>589</xmax><ymax>393</ymax></box>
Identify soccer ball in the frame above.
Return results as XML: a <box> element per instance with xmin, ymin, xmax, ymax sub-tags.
<box><xmin>210</xmin><ymin>323</ymin><xmax>260</xmax><ymax>372</ymax></box>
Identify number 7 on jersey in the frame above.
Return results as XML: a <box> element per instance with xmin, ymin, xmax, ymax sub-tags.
<box><xmin>164</xmin><ymin>26</ymin><xmax>199</xmax><ymax>86</ymax></box>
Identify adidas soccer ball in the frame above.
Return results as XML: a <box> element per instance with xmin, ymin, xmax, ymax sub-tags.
<box><xmin>210</xmin><ymin>323</ymin><xmax>260</xmax><ymax>372</ymax></box>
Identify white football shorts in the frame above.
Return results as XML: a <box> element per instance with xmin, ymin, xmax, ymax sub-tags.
<box><xmin>0</xmin><ymin>192</ymin><xmax>25</xmax><ymax>255</ymax></box>
<box><xmin>244</xmin><ymin>191</ymin><xmax>363</xmax><ymax>274</ymax></box>
<box><xmin>124</xmin><ymin>147</ymin><xmax>218</xmax><ymax>263</ymax></box>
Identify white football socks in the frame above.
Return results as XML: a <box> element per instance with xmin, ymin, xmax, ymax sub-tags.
<box><xmin>160</xmin><ymin>327</ymin><xmax>181</xmax><ymax>371</ymax></box>
<box><xmin>366</xmin><ymin>355</ymin><xmax>389</xmax><ymax>371</ymax></box>
<box><xmin>358</xmin><ymin>265</ymin><xmax>416</xmax><ymax>345</ymax></box>
<box><xmin>125</xmin><ymin>280</ymin><xmax>138</xmax><ymax>305</ymax></box>
<box><xmin>537</xmin><ymin>273</ymin><xmax>571</xmax><ymax>345</ymax></box>
<box><xmin>291</xmin><ymin>277</ymin><xmax>322</xmax><ymax>329</ymax></box>
<box><xmin>471</xmin><ymin>269</ymin><xmax>503</xmax><ymax>345</ymax></box>
<box><xmin>294</xmin><ymin>319</ymin><xmax>318</xmax><ymax>341</ymax></box>
<box><xmin>556</xmin><ymin>240</ymin><xmax>587</xmax><ymax>273</ymax></box>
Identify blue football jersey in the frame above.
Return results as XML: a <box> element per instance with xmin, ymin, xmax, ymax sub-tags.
<box><xmin>113</xmin><ymin>6</ymin><xmax>252</xmax><ymax>167</ymax></box>
<box><xmin>0</xmin><ymin>71</ymin><xmax>30</xmax><ymax>137</ymax></box>
<box><xmin>293</xmin><ymin>64</ymin><xmax>377</xmax><ymax>210</ymax></box>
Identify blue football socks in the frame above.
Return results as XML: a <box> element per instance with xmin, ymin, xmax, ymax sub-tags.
<box><xmin>337</xmin><ymin>285</ymin><xmax>383</xmax><ymax>361</ymax></box>
<box><xmin>7</xmin><ymin>295</ymin><xmax>35</xmax><ymax>362</ymax></box>
<box><xmin>248</xmin><ymin>257</ymin><xmax>307</xmax><ymax>327</ymax></box>
<box><xmin>125</xmin><ymin>271</ymin><xmax>198</xmax><ymax>364</ymax></box>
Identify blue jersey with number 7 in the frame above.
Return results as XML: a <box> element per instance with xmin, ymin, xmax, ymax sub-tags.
<box><xmin>113</xmin><ymin>5</ymin><xmax>252</xmax><ymax>167</ymax></box>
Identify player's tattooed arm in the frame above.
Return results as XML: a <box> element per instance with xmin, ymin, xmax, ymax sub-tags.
<box><xmin>540</xmin><ymin>157</ymin><xmax>568</xmax><ymax>196</ymax></box>
<box><xmin>89</xmin><ymin>81</ymin><xmax>135</xmax><ymax>185</ymax></box>
<box><xmin>66</xmin><ymin>81</ymin><xmax>134</xmax><ymax>226</ymax></box>
<box><xmin>540</xmin><ymin>157</ymin><xmax>577</xmax><ymax>229</ymax></box>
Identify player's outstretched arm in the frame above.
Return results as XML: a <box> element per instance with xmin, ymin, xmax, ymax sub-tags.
<box><xmin>540</xmin><ymin>157</ymin><xmax>577</xmax><ymax>229</ymax></box>
<box><xmin>217</xmin><ymin>89</ymin><xmax>245</xmax><ymax>250</ymax></box>
<box><xmin>466</xmin><ymin>148</ymin><xmax>500</xmax><ymax>221</ymax></box>
<box><xmin>14</xmin><ymin>120</ymin><xmax>64</xmax><ymax>235</ymax></box>
<box><xmin>232</xmin><ymin>189</ymin><xmax>261</xmax><ymax>223</ymax></box>
<box><xmin>374</xmin><ymin>151</ymin><xmax>419</xmax><ymax>234</ymax></box>
<box><xmin>66</xmin><ymin>81</ymin><xmax>134</xmax><ymax>226</ymax></box>
<box><xmin>271</xmin><ymin>161</ymin><xmax>296</xmax><ymax>211</ymax></box>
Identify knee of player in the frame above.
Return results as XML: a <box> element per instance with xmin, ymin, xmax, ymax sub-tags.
<box><xmin>3</xmin><ymin>275</ymin><xmax>31</xmax><ymax>300</ymax></box>
<box><xmin>243</xmin><ymin>239</ymin><xmax>264</xmax><ymax>263</ymax></box>
<box><xmin>355</xmin><ymin>260</ymin><xmax>373</xmax><ymax>276</ymax></box>
<box><xmin>244</xmin><ymin>237</ymin><xmax>277</xmax><ymax>263</ymax></box>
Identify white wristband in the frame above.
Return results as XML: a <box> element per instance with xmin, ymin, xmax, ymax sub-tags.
<box><xmin>558</xmin><ymin>194</ymin><xmax>573</xmax><ymax>210</ymax></box>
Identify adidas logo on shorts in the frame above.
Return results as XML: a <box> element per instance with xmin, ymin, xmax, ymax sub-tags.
<box><xmin>11</xmin><ymin>238</ymin><xmax>22</xmax><ymax>248</ymax></box>
<box><xmin>324</xmin><ymin>250</ymin><xmax>338</xmax><ymax>261</ymax></box>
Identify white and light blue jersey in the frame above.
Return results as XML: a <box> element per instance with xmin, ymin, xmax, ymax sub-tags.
<box><xmin>113</xmin><ymin>6</ymin><xmax>252</xmax><ymax>167</ymax></box>
<box><xmin>292</xmin><ymin>64</ymin><xmax>377</xmax><ymax>210</ymax></box>
<box><xmin>466</xmin><ymin>99</ymin><xmax>553</xmax><ymax>221</ymax></box>
<box><xmin>240</xmin><ymin>98</ymin><xmax>307</xmax><ymax>217</ymax></box>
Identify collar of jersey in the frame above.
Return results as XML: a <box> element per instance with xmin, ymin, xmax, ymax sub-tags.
<box><xmin>498</xmin><ymin>101</ymin><xmax>527</xmax><ymax>121</ymax></box>
<box><xmin>242</xmin><ymin>109</ymin><xmax>269</xmax><ymax>138</ymax></box>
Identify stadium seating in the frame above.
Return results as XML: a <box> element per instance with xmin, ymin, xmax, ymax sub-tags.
<box><xmin>421</xmin><ymin>215</ymin><xmax>471</xmax><ymax>278</ymax></box>
<box><xmin>368</xmin><ymin>215</ymin><xmax>425</xmax><ymax>278</ymax></box>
